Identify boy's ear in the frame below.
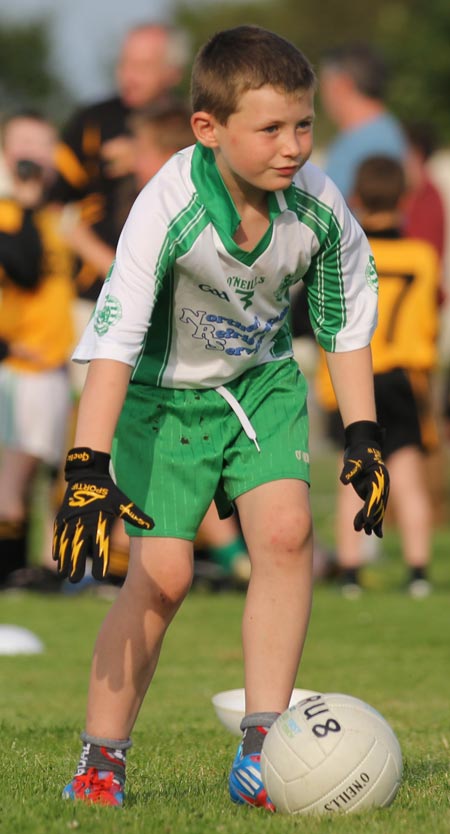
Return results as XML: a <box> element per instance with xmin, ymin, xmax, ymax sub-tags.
<box><xmin>190</xmin><ymin>111</ymin><xmax>220</xmax><ymax>148</ymax></box>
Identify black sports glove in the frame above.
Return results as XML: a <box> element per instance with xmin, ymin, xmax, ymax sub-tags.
<box><xmin>339</xmin><ymin>421</ymin><xmax>390</xmax><ymax>538</ymax></box>
<box><xmin>52</xmin><ymin>447</ymin><xmax>155</xmax><ymax>582</ymax></box>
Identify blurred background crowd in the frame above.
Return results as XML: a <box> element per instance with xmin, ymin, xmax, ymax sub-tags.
<box><xmin>0</xmin><ymin>0</ymin><xmax>449</xmax><ymax>598</ymax></box>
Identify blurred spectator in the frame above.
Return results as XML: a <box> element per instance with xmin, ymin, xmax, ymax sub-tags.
<box><xmin>0</xmin><ymin>111</ymin><xmax>75</xmax><ymax>588</ymax></box>
<box><xmin>294</xmin><ymin>42</ymin><xmax>408</xmax><ymax>554</ymax></box>
<box><xmin>319</xmin><ymin>43</ymin><xmax>406</xmax><ymax>200</ymax></box>
<box><xmin>49</xmin><ymin>23</ymin><xmax>190</xmax><ymax>340</ymax></box>
<box><xmin>129</xmin><ymin>95</ymin><xmax>194</xmax><ymax>189</ymax></box>
<box><xmin>47</xmin><ymin>26</ymin><xmax>190</xmax><ymax>591</ymax></box>
<box><xmin>292</xmin><ymin>42</ymin><xmax>407</xmax><ymax>439</ymax></box>
<box><xmin>315</xmin><ymin>156</ymin><xmax>441</xmax><ymax>598</ymax></box>
<box><xmin>444</xmin><ymin>372</ymin><xmax>450</xmax><ymax>437</ymax></box>
<box><xmin>402</xmin><ymin>121</ymin><xmax>446</xmax><ymax>264</ymax></box>
<box><xmin>402</xmin><ymin>121</ymin><xmax>448</xmax><ymax>520</ymax></box>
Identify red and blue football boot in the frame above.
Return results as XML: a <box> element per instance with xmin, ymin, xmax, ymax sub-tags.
<box><xmin>62</xmin><ymin>767</ymin><xmax>124</xmax><ymax>806</ymax></box>
<box><xmin>229</xmin><ymin>742</ymin><xmax>275</xmax><ymax>811</ymax></box>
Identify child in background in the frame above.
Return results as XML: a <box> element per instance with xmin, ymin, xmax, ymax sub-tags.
<box><xmin>129</xmin><ymin>96</ymin><xmax>194</xmax><ymax>188</ymax></box>
<box><xmin>316</xmin><ymin>155</ymin><xmax>440</xmax><ymax>598</ymax></box>
<box><xmin>0</xmin><ymin>111</ymin><xmax>74</xmax><ymax>586</ymax></box>
<box><xmin>53</xmin><ymin>26</ymin><xmax>388</xmax><ymax>809</ymax></box>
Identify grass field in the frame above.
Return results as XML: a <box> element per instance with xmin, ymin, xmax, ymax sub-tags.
<box><xmin>1</xmin><ymin>452</ymin><xmax>449</xmax><ymax>834</ymax></box>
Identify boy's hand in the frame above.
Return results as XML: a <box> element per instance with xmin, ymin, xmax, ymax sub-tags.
<box><xmin>339</xmin><ymin>421</ymin><xmax>390</xmax><ymax>538</ymax></box>
<box><xmin>53</xmin><ymin>447</ymin><xmax>154</xmax><ymax>582</ymax></box>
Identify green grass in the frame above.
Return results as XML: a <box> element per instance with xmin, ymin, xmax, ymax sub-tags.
<box><xmin>1</xmin><ymin>452</ymin><xmax>449</xmax><ymax>833</ymax></box>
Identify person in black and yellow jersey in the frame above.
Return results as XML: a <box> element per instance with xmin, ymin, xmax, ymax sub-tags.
<box><xmin>49</xmin><ymin>24</ymin><xmax>190</xmax><ymax>317</ymax></box>
<box><xmin>45</xmin><ymin>25</ymin><xmax>190</xmax><ymax>589</ymax></box>
<box><xmin>316</xmin><ymin>155</ymin><xmax>441</xmax><ymax>598</ymax></box>
<box><xmin>0</xmin><ymin>111</ymin><xmax>75</xmax><ymax>587</ymax></box>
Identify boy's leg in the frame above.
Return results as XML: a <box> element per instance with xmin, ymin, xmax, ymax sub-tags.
<box><xmin>86</xmin><ymin>536</ymin><xmax>193</xmax><ymax>737</ymax></box>
<box><xmin>335</xmin><ymin>474</ymin><xmax>365</xmax><ymax>596</ymax></box>
<box><xmin>236</xmin><ymin>479</ymin><xmax>313</xmax><ymax>714</ymax></box>
<box><xmin>229</xmin><ymin>478</ymin><xmax>313</xmax><ymax>809</ymax></box>
<box><xmin>64</xmin><ymin>535</ymin><xmax>193</xmax><ymax>804</ymax></box>
<box><xmin>387</xmin><ymin>445</ymin><xmax>432</xmax><ymax>596</ymax></box>
<box><xmin>0</xmin><ymin>448</ymin><xmax>38</xmax><ymax>584</ymax></box>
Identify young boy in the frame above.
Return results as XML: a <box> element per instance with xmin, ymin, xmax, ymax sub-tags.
<box><xmin>0</xmin><ymin>110</ymin><xmax>74</xmax><ymax>585</ymax></box>
<box><xmin>316</xmin><ymin>155</ymin><xmax>440</xmax><ymax>598</ymax></box>
<box><xmin>53</xmin><ymin>26</ymin><xmax>389</xmax><ymax>809</ymax></box>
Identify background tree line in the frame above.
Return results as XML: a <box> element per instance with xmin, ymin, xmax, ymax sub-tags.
<box><xmin>0</xmin><ymin>0</ymin><xmax>449</xmax><ymax>145</ymax></box>
<box><xmin>176</xmin><ymin>0</ymin><xmax>450</xmax><ymax>145</ymax></box>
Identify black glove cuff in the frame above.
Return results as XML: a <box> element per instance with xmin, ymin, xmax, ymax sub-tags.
<box><xmin>65</xmin><ymin>447</ymin><xmax>111</xmax><ymax>478</ymax></box>
<box><xmin>344</xmin><ymin>420</ymin><xmax>384</xmax><ymax>449</ymax></box>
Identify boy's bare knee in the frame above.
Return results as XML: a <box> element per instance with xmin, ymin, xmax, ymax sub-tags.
<box><xmin>126</xmin><ymin>559</ymin><xmax>193</xmax><ymax>611</ymax></box>
<box><xmin>269</xmin><ymin>508</ymin><xmax>312</xmax><ymax>550</ymax></box>
<box><xmin>157</xmin><ymin>567</ymin><xmax>193</xmax><ymax>607</ymax></box>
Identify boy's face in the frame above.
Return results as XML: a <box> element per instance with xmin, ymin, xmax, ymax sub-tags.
<box><xmin>2</xmin><ymin>117</ymin><xmax>57</xmax><ymax>205</ymax></box>
<box><xmin>2</xmin><ymin>117</ymin><xmax>56</xmax><ymax>175</ymax></box>
<box><xmin>205</xmin><ymin>85</ymin><xmax>315</xmax><ymax>196</ymax></box>
<box><xmin>117</xmin><ymin>29</ymin><xmax>180</xmax><ymax>110</ymax></box>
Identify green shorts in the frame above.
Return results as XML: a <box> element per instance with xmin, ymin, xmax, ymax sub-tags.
<box><xmin>112</xmin><ymin>358</ymin><xmax>310</xmax><ymax>539</ymax></box>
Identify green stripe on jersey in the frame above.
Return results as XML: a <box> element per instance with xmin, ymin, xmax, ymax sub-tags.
<box><xmin>132</xmin><ymin>193</ymin><xmax>209</xmax><ymax>385</ymax></box>
<box><xmin>293</xmin><ymin>187</ymin><xmax>346</xmax><ymax>351</ymax></box>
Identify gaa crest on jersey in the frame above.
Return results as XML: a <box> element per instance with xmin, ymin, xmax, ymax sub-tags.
<box><xmin>274</xmin><ymin>273</ymin><xmax>299</xmax><ymax>302</ymax></box>
<box><xmin>94</xmin><ymin>294</ymin><xmax>122</xmax><ymax>336</ymax></box>
<box><xmin>365</xmin><ymin>256</ymin><xmax>378</xmax><ymax>293</ymax></box>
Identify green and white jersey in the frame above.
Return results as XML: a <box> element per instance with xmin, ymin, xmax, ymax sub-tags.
<box><xmin>74</xmin><ymin>143</ymin><xmax>378</xmax><ymax>388</ymax></box>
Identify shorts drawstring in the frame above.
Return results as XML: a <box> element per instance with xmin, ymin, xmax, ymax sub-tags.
<box><xmin>215</xmin><ymin>385</ymin><xmax>261</xmax><ymax>452</ymax></box>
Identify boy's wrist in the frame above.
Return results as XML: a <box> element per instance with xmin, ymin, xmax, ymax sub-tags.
<box><xmin>344</xmin><ymin>420</ymin><xmax>383</xmax><ymax>449</ymax></box>
<box><xmin>64</xmin><ymin>447</ymin><xmax>111</xmax><ymax>478</ymax></box>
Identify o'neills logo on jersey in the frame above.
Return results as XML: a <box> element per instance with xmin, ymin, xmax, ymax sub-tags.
<box><xmin>227</xmin><ymin>275</ymin><xmax>266</xmax><ymax>311</ymax></box>
<box><xmin>227</xmin><ymin>276</ymin><xmax>265</xmax><ymax>290</ymax></box>
<box><xmin>323</xmin><ymin>772</ymin><xmax>370</xmax><ymax>811</ymax></box>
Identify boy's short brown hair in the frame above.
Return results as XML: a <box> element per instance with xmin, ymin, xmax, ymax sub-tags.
<box><xmin>354</xmin><ymin>156</ymin><xmax>406</xmax><ymax>213</ymax></box>
<box><xmin>191</xmin><ymin>25</ymin><xmax>316</xmax><ymax>124</ymax></box>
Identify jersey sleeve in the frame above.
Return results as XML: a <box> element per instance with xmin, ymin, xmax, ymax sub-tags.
<box><xmin>303</xmin><ymin>176</ymin><xmax>378</xmax><ymax>353</ymax></box>
<box><xmin>72</xmin><ymin>175</ymin><xmax>174</xmax><ymax>366</ymax></box>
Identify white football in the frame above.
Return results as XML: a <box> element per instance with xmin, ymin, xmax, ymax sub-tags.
<box><xmin>211</xmin><ymin>687</ymin><xmax>320</xmax><ymax>736</ymax></box>
<box><xmin>261</xmin><ymin>692</ymin><xmax>402</xmax><ymax>815</ymax></box>
<box><xmin>0</xmin><ymin>624</ymin><xmax>44</xmax><ymax>655</ymax></box>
